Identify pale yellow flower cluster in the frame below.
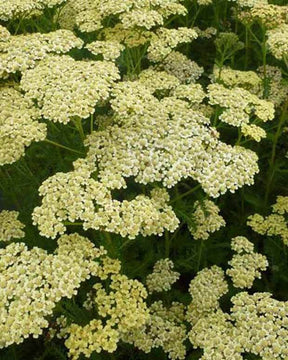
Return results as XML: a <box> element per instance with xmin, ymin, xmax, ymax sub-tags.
<box><xmin>172</xmin><ymin>83</ymin><xmax>206</xmax><ymax>103</ymax></box>
<box><xmin>248</xmin><ymin>196</ymin><xmax>288</xmax><ymax>245</ymax></box>
<box><xmin>231</xmin><ymin>292</ymin><xmax>288</xmax><ymax>359</ymax></box>
<box><xmin>86</xmin><ymin>79</ymin><xmax>259</xmax><ymax>198</ymax></box>
<box><xmin>0</xmin><ymin>0</ymin><xmax>65</xmax><ymax>20</ymax></box>
<box><xmin>0</xmin><ymin>29</ymin><xmax>83</xmax><ymax>78</ymax></box>
<box><xmin>161</xmin><ymin>51</ymin><xmax>203</xmax><ymax>83</ymax></box>
<box><xmin>197</xmin><ymin>0</ymin><xmax>213</xmax><ymax>6</ymax></box>
<box><xmin>0</xmin><ymin>25</ymin><xmax>10</xmax><ymax>41</ymax></box>
<box><xmin>189</xmin><ymin>200</ymin><xmax>226</xmax><ymax>240</ymax></box>
<box><xmin>187</xmin><ymin>266</ymin><xmax>228</xmax><ymax>324</ymax></box>
<box><xmin>0</xmin><ymin>233</ymin><xmax>106</xmax><ymax>348</ymax></box>
<box><xmin>0</xmin><ymin>210</ymin><xmax>25</xmax><ymax>242</ymax></box>
<box><xmin>103</xmin><ymin>24</ymin><xmax>153</xmax><ymax>48</ymax></box>
<box><xmin>249</xmin><ymin>4</ymin><xmax>288</xmax><ymax>29</ymax></box>
<box><xmin>257</xmin><ymin>66</ymin><xmax>288</xmax><ymax>107</ymax></box>
<box><xmin>146</xmin><ymin>258</ymin><xmax>180</xmax><ymax>293</ymax></box>
<box><xmin>123</xmin><ymin>301</ymin><xmax>187</xmax><ymax>360</ymax></box>
<box><xmin>230</xmin><ymin>0</ymin><xmax>267</xmax><ymax>8</ymax></box>
<box><xmin>86</xmin><ymin>40</ymin><xmax>125</xmax><ymax>61</ymax></box>
<box><xmin>188</xmin><ymin>269</ymin><xmax>288</xmax><ymax>359</ymax></box>
<box><xmin>60</xmin><ymin>0</ymin><xmax>187</xmax><ymax>33</ymax></box>
<box><xmin>138</xmin><ymin>68</ymin><xmax>180</xmax><ymax>92</ymax></box>
<box><xmin>64</xmin><ymin>273</ymin><xmax>149</xmax><ymax>359</ymax></box>
<box><xmin>212</xmin><ymin>66</ymin><xmax>262</xmax><ymax>92</ymax></box>
<box><xmin>226</xmin><ymin>236</ymin><xmax>268</xmax><ymax>288</ymax></box>
<box><xmin>208</xmin><ymin>83</ymin><xmax>274</xmax><ymax>127</ymax></box>
<box><xmin>147</xmin><ymin>27</ymin><xmax>198</xmax><ymax>62</ymax></box>
<box><xmin>241</xmin><ymin>123</ymin><xmax>266</xmax><ymax>142</ymax></box>
<box><xmin>267</xmin><ymin>24</ymin><xmax>288</xmax><ymax>62</ymax></box>
<box><xmin>21</xmin><ymin>55</ymin><xmax>120</xmax><ymax>124</ymax></box>
<box><xmin>0</xmin><ymin>87</ymin><xmax>46</xmax><ymax>165</ymax></box>
<box><xmin>32</xmin><ymin>160</ymin><xmax>179</xmax><ymax>239</ymax></box>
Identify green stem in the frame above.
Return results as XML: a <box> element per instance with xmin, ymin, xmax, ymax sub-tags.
<box><xmin>170</xmin><ymin>184</ymin><xmax>201</xmax><ymax>203</ymax></box>
<box><xmin>44</xmin><ymin>139</ymin><xmax>84</xmax><ymax>155</ymax></box>
<box><xmin>164</xmin><ymin>231</ymin><xmax>170</xmax><ymax>258</ymax></box>
<box><xmin>264</xmin><ymin>100</ymin><xmax>288</xmax><ymax>205</ymax></box>
<box><xmin>73</xmin><ymin>117</ymin><xmax>85</xmax><ymax>141</ymax></box>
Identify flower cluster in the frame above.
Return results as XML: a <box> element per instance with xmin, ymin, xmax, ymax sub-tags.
<box><xmin>248</xmin><ymin>196</ymin><xmax>288</xmax><ymax>245</ymax></box>
<box><xmin>61</xmin><ymin>0</ymin><xmax>187</xmax><ymax>33</ymax></box>
<box><xmin>0</xmin><ymin>0</ymin><xmax>65</xmax><ymax>21</ymax></box>
<box><xmin>226</xmin><ymin>236</ymin><xmax>268</xmax><ymax>288</ymax></box>
<box><xmin>208</xmin><ymin>83</ymin><xmax>275</xmax><ymax>127</ymax></box>
<box><xmin>188</xmin><ymin>279</ymin><xmax>288</xmax><ymax>359</ymax></box>
<box><xmin>0</xmin><ymin>234</ymin><xmax>106</xmax><ymax>348</ymax></box>
<box><xmin>0</xmin><ymin>29</ymin><xmax>83</xmax><ymax>78</ymax></box>
<box><xmin>86</xmin><ymin>78</ymin><xmax>260</xmax><ymax>198</ymax></box>
<box><xmin>160</xmin><ymin>51</ymin><xmax>203</xmax><ymax>83</ymax></box>
<box><xmin>146</xmin><ymin>259</ymin><xmax>180</xmax><ymax>293</ymax></box>
<box><xmin>86</xmin><ymin>40</ymin><xmax>125</xmax><ymax>61</ymax></box>
<box><xmin>0</xmin><ymin>87</ymin><xmax>46</xmax><ymax>165</ymax></box>
<box><xmin>147</xmin><ymin>27</ymin><xmax>198</xmax><ymax>62</ymax></box>
<box><xmin>0</xmin><ymin>210</ymin><xmax>25</xmax><ymax>242</ymax></box>
<box><xmin>123</xmin><ymin>301</ymin><xmax>187</xmax><ymax>360</ymax></box>
<box><xmin>189</xmin><ymin>200</ymin><xmax>225</xmax><ymax>240</ymax></box>
<box><xmin>187</xmin><ymin>266</ymin><xmax>228</xmax><ymax>324</ymax></box>
<box><xmin>32</xmin><ymin>160</ymin><xmax>179</xmax><ymax>239</ymax></box>
<box><xmin>21</xmin><ymin>55</ymin><xmax>120</xmax><ymax>124</ymax></box>
<box><xmin>64</xmin><ymin>273</ymin><xmax>149</xmax><ymax>359</ymax></box>
<box><xmin>267</xmin><ymin>24</ymin><xmax>288</xmax><ymax>62</ymax></box>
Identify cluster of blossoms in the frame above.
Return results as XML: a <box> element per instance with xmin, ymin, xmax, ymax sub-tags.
<box><xmin>237</xmin><ymin>4</ymin><xmax>288</xmax><ymax>29</ymax></box>
<box><xmin>267</xmin><ymin>24</ymin><xmax>288</xmax><ymax>63</ymax></box>
<box><xmin>226</xmin><ymin>236</ymin><xmax>268</xmax><ymax>288</ymax></box>
<box><xmin>146</xmin><ymin>258</ymin><xmax>180</xmax><ymax>293</ymax></box>
<box><xmin>64</xmin><ymin>272</ymin><xmax>149</xmax><ymax>359</ymax></box>
<box><xmin>86</xmin><ymin>40</ymin><xmax>125</xmax><ymax>61</ymax></box>
<box><xmin>86</xmin><ymin>77</ymin><xmax>260</xmax><ymax>198</ymax></box>
<box><xmin>0</xmin><ymin>87</ymin><xmax>46</xmax><ymax>165</ymax></box>
<box><xmin>248</xmin><ymin>196</ymin><xmax>288</xmax><ymax>246</ymax></box>
<box><xmin>0</xmin><ymin>234</ymin><xmax>107</xmax><ymax>348</ymax></box>
<box><xmin>58</xmin><ymin>0</ymin><xmax>187</xmax><ymax>33</ymax></box>
<box><xmin>189</xmin><ymin>199</ymin><xmax>225</xmax><ymax>240</ymax></box>
<box><xmin>186</xmin><ymin>266</ymin><xmax>228</xmax><ymax>324</ymax></box>
<box><xmin>160</xmin><ymin>51</ymin><xmax>204</xmax><ymax>83</ymax></box>
<box><xmin>32</xmin><ymin>159</ymin><xmax>179</xmax><ymax>239</ymax></box>
<box><xmin>208</xmin><ymin>83</ymin><xmax>274</xmax><ymax>141</ymax></box>
<box><xmin>213</xmin><ymin>65</ymin><xmax>288</xmax><ymax>107</ymax></box>
<box><xmin>0</xmin><ymin>29</ymin><xmax>83</xmax><ymax>78</ymax></box>
<box><xmin>123</xmin><ymin>301</ymin><xmax>187</xmax><ymax>360</ymax></box>
<box><xmin>187</xmin><ymin>263</ymin><xmax>288</xmax><ymax>359</ymax></box>
<box><xmin>21</xmin><ymin>55</ymin><xmax>120</xmax><ymax>124</ymax></box>
<box><xmin>0</xmin><ymin>0</ymin><xmax>65</xmax><ymax>21</ymax></box>
<box><xmin>0</xmin><ymin>210</ymin><xmax>25</xmax><ymax>242</ymax></box>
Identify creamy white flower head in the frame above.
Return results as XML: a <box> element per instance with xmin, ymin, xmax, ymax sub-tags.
<box><xmin>123</xmin><ymin>300</ymin><xmax>187</xmax><ymax>360</ymax></box>
<box><xmin>0</xmin><ymin>87</ymin><xmax>46</xmax><ymax>165</ymax></box>
<box><xmin>0</xmin><ymin>234</ymin><xmax>106</xmax><ymax>348</ymax></box>
<box><xmin>267</xmin><ymin>24</ymin><xmax>288</xmax><ymax>61</ymax></box>
<box><xmin>189</xmin><ymin>200</ymin><xmax>225</xmax><ymax>240</ymax></box>
<box><xmin>86</xmin><ymin>40</ymin><xmax>125</xmax><ymax>61</ymax></box>
<box><xmin>227</xmin><ymin>236</ymin><xmax>268</xmax><ymax>288</ymax></box>
<box><xmin>21</xmin><ymin>55</ymin><xmax>120</xmax><ymax>124</ymax></box>
<box><xmin>0</xmin><ymin>30</ymin><xmax>83</xmax><ymax>78</ymax></box>
<box><xmin>146</xmin><ymin>258</ymin><xmax>180</xmax><ymax>293</ymax></box>
<box><xmin>0</xmin><ymin>210</ymin><xmax>25</xmax><ymax>242</ymax></box>
<box><xmin>248</xmin><ymin>196</ymin><xmax>288</xmax><ymax>245</ymax></box>
<box><xmin>0</xmin><ymin>0</ymin><xmax>66</xmax><ymax>20</ymax></box>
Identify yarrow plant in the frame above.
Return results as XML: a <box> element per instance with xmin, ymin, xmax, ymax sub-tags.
<box><xmin>0</xmin><ymin>0</ymin><xmax>287</xmax><ymax>359</ymax></box>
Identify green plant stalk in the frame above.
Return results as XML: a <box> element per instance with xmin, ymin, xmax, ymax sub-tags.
<box><xmin>44</xmin><ymin>139</ymin><xmax>84</xmax><ymax>155</ymax></box>
<box><xmin>264</xmin><ymin>100</ymin><xmax>288</xmax><ymax>205</ymax></box>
